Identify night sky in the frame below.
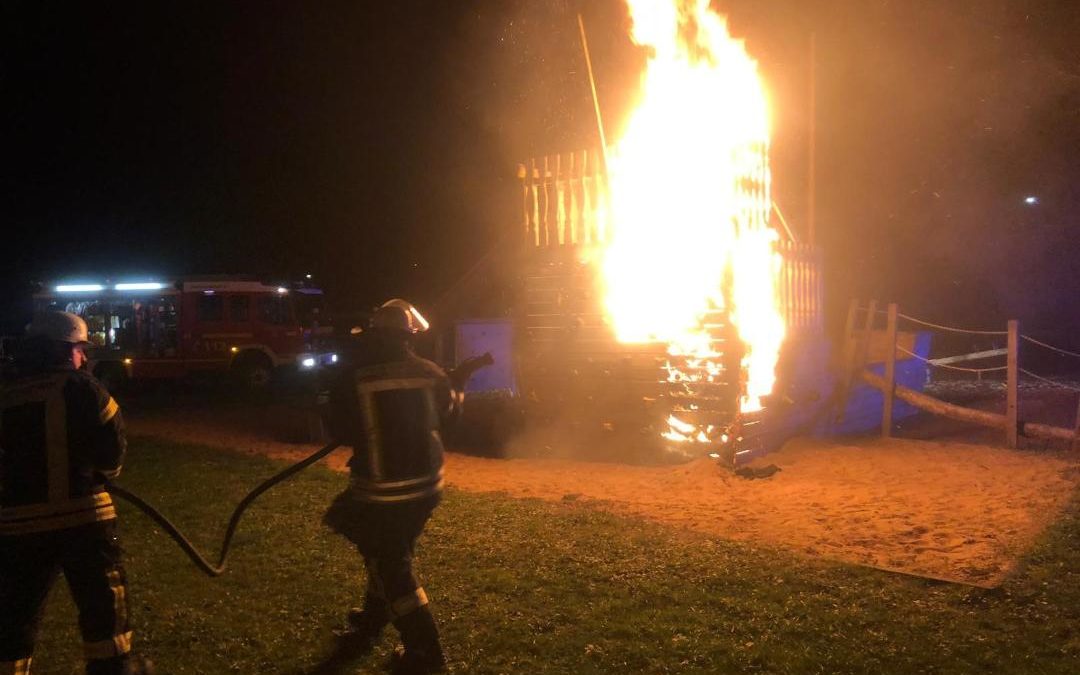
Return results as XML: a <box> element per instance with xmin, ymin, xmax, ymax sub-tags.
<box><xmin>4</xmin><ymin>0</ymin><xmax>1078</xmax><ymax>333</ymax></box>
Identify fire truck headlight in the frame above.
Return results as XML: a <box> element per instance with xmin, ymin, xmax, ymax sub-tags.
<box><xmin>330</xmin><ymin>353</ymin><xmax>338</xmax><ymax>363</ymax></box>
<box><xmin>301</xmin><ymin>357</ymin><xmax>316</xmax><ymax>368</ymax></box>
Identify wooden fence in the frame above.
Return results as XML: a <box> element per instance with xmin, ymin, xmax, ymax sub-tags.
<box><xmin>840</xmin><ymin>300</ymin><xmax>1079</xmax><ymax>449</ymax></box>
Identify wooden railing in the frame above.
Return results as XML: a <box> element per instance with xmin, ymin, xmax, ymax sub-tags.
<box><xmin>777</xmin><ymin>241</ymin><xmax>824</xmax><ymax>335</ymax></box>
<box><xmin>518</xmin><ymin>149</ymin><xmax>610</xmax><ymax>248</ymax></box>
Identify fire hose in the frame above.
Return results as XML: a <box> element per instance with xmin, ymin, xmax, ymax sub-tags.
<box><xmin>105</xmin><ymin>441</ymin><xmax>340</xmax><ymax>577</ymax></box>
<box><xmin>104</xmin><ymin>353</ymin><xmax>494</xmax><ymax>577</ymax></box>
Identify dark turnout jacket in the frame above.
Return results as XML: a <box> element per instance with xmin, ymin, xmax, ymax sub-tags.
<box><xmin>0</xmin><ymin>366</ymin><xmax>126</xmax><ymax>535</ymax></box>
<box><xmin>325</xmin><ymin>332</ymin><xmax>457</xmax><ymax>504</ymax></box>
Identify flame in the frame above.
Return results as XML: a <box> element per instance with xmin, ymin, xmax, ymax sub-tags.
<box><xmin>601</xmin><ymin>0</ymin><xmax>786</xmax><ymax>438</ymax></box>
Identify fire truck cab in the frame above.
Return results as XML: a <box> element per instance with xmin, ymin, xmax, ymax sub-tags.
<box><xmin>33</xmin><ymin>276</ymin><xmax>334</xmax><ymax>390</ymax></box>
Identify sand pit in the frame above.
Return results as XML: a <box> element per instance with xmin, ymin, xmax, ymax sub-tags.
<box><xmin>128</xmin><ymin>406</ymin><xmax>1080</xmax><ymax>587</ymax></box>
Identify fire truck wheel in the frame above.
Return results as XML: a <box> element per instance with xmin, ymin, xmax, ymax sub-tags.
<box><xmin>233</xmin><ymin>352</ymin><xmax>274</xmax><ymax>390</ymax></box>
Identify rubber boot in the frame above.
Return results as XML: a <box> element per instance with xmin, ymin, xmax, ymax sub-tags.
<box><xmin>345</xmin><ymin>601</ymin><xmax>389</xmax><ymax>645</ymax></box>
<box><xmin>390</xmin><ymin>607</ymin><xmax>446</xmax><ymax>674</ymax></box>
<box><xmin>123</xmin><ymin>656</ymin><xmax>155</xmax><ymax>675</ymax></box>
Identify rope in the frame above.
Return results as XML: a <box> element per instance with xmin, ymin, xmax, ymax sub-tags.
<box><xmin>1021</xmin><ymin>335</ymin><xmax>1080</xmax><ymax>359</ymax></box>
<box><xmin>1019</xmin><ymin>369</ymin><xmax>1080</xmax><ymax>393</ymax></box>
<box><xmin>896</xmin><ymin>345</ymin><xmax>1008</xmax><ymax>374</ymax></box>
<box><xmin>896</xmin><ymin>312</ymin><xmax>1007</xmax><ymax>336</ymax></box>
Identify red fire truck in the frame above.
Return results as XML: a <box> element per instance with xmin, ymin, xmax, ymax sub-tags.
<box><xmin>32</xmin><ymin>275</ymin><xmax>334</xmax><ymax>390</ymax></box>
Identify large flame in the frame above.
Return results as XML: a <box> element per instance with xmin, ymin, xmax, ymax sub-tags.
<box><xmin>602</xmin><ymin>0</ymin><xmax>786</xmax><ymax>429</ymax></box>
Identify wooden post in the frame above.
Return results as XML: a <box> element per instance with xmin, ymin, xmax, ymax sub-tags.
<box><xmin>531</xmin><ymin>158</ymin><xmax>541</xmax><ymax>248</ymax></box>
<box><xmin>882</xmin><ymin>303</ymin><xmax>898</xmax><ymax>438</ymax></box>
<box><xmin>840</xmin><ymin>298</ymin><xmax>858</xmax><ymax>368</ymax></box>
<box><xmin>518</xmin><ymin>163</ymin><xmax>529</xmax><ymax>243</ymax></box>
<box><xmin>834</xmin><ymin>298</ymin><xmax>870</xmax><ymax>423</ymax></box>
<box><xmin>542</xmin><ymin>155</ymin><xmax>552</xmax><ymax>248</ymax></box>
<box><xmin>856</xmin><ymin>300</ymin><xmax>878</xmax><ymax>375</ymax></box>
<box><xmin>1006</xmin><ymin>319</ymin><xmax>1019</xmax><ymax>448</ymax></box>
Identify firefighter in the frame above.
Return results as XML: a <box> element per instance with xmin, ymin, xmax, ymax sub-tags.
<box><xmin>322</xmin><ymin>299</ymin><xmax>456</xmax><ymax>674</ymax></box>
<box><xmin>0</xmin><ymin>311</ymin><xmax>154</xmax><ymax>675</ymax></box>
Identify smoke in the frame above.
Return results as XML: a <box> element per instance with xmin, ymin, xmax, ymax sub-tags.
<box><xmin>811</xmin><ymin>0</ymin><xmax>1080</xmax><ymax>328</ymax></box>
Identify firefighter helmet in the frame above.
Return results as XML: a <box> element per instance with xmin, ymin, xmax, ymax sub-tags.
<box><xmin>27</xmin><ymin>311</ymin><xmax>90</xmax><ymax>344</ymax></box>
<box><xmin>372</xmin><ymin>299</ymin><xmax>430</xmax><ymax>334</ymax></box>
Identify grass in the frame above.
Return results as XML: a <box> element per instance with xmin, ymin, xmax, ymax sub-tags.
<box><xmin>29</xmin><ymin>437</ymin><xmax>1080</xmax><ymax>674</ymax></box>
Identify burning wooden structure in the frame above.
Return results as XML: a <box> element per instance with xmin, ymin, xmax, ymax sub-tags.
<box><xmin>449</xmin><ymin>0</ymin><xmax>830</xmax><ymax>464</ymax></box>
<box><xmin>514</xmin><ymin>149</ymin><xmax>824</xmax><ymax>463</ymax></box>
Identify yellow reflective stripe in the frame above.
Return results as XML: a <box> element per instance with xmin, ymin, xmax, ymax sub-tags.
<box><xmin>355</xmin><ymin>377</ymin><xmax>435</xmax><ymax>393</ymax></box>
<box><xmin>0</xmin><ymin>493</ymin><xmax>112</xmax><ymax>519</ymax></box>
<box><xmin>46</xmin><ymin>379</ymin><xmax>69</xmax><ymax>505</ymax></box>
<box><xmin>0</xmin><ymin>657</ymin><xmax>33</xmax><ymax>675</ymax></box>
<box><xmin>99</xmin><ymin>396</ymin><xmax>119</xmax><ymax>424</ymax></box>
<box><xmin>107</xmin><ymin>569</ymin><xmax>128</xmax><ymax>642</ymax></box>
<box><xmin>389</xmin><ymin>587</ymin><xmax>429</xmax><ymax>618</ymax></box>
<box><xmin>0</xmin><ymin>505</ymin><xmax>117</xmax><ymax>535</ymax></box>
<box><xmin>84</xmin><ymin>631</ymin><xmax>132</xmax><ymax>660</ymax></box>
<box><xmin>358</xmin><ymin>391</ymin><xmax>384</xmax><ymax>479</ymax></box>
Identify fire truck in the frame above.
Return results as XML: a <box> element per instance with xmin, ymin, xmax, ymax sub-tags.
<box><xmin>32</xmin><ymin>275</ymin><xmax>334</xmax><ymax>390</ymax></box>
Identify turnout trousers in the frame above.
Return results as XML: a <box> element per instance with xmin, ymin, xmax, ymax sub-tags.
<box><xmin>324</xmin><ymin>491</ymin><xmax>442</xmax><ymax>654</ymax></box>
<box><xmin>0</xmin><ymin>520</ymin><xmax>135</xmax><ymax>675</ymax></box>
